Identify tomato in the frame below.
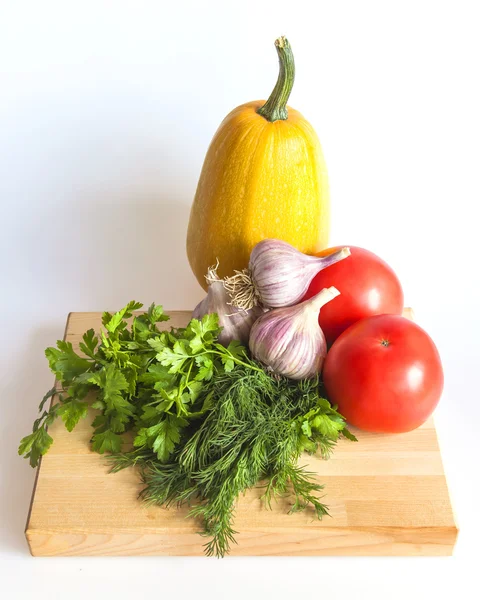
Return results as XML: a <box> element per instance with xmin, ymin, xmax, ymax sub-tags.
<box><xmin>323</xmin><ymin>314</ymin><xmax>444</xmax><ymax>433</ymax></box>
<box><xmin>302</xmin><ymin>246</ymin><xmax>404</xmax><ymax>345</ymax></box>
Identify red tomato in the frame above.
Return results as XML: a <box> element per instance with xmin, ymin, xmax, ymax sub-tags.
<box><xmin>323</xmin><ymin>314</ymin><xmax>444</xmax><ymax>433</ymax></box>
<box><xmin>302</xmin><ymin>246</ymin><xmax>404</xmax><ymax>345</ymax></box>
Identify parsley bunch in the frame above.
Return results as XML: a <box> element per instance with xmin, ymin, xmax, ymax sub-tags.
<box><xmin>19</xmin><ymin>301</ymin><xmax>248</xmax><ymax>467</ymax></box>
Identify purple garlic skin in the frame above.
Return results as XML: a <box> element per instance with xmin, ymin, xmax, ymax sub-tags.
<box><xmin>193</xmin><ymin>277</ymin><xmax>263</xmax><ymax>347</ymax></box>
<box><xmin>249</xmin><ymin>287</ymin><xmax>340</xmax><ymax>380</ymax></box>
<box><xmin>249</xmin><ymin>239</ymin><xmax>350</xmax><ymax>308</ymax></box>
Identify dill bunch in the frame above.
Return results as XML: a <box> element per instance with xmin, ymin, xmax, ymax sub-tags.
<box><xmin>111</xmin><ymin>363</ymin><xmax>355</xmax><ymax>557</ymax></box>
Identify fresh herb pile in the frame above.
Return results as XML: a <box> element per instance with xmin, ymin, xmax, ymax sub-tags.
<box><xmin>19</xmin><ymin>301</ymin><xmax>355</xmax><ymax>557</ymax></box>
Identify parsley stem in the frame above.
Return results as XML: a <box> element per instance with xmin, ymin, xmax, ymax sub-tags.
<box><xmin>176</xmin><ymin>361</ymin><xmax>194</xmax><ymax>416</ymax></box>
<box><xmin>207</xmin><ymin>349</ymin><xmax>264</xmax><ymax>373</ymax></box>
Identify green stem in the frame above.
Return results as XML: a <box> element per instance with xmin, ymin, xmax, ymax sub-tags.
<box><xmin>178</xmin><ymin>361</ymin><xmax>194</xmax><ymax>401</ymax></box>
<box><xmin>257</xmin><ymin>36</ymin><xmax>295</xmax><ymax>122</ymax></box>
<box><xmin>208</xmin><ymin>349</ymin><xmax>264</xmax><ymax>373</ymax></box>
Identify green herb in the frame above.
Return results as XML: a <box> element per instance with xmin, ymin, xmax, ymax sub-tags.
<box><xmin>19</xmin><ymin>301</ymin><xmax>356</xmax><ymax>557</ymax></box>
<box><xmin>19</xmin><ymin>301</ymin><xmax>254</xmax><ymax>467</ymax></box>
<box><xmin>110</xmin><ymin>365</ymin><xmax>355</xmax><ymax>557</ymax></box>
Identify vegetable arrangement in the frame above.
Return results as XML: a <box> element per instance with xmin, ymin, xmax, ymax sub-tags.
<box><xmin>19</xmin><ymin>36</ymin><xmax>444</xmax><ymax>557</ymax></box>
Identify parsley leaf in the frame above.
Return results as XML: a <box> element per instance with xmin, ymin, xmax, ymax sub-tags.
<box><xmin>19</xmin><ymin>427</ymin><xmax>54</xmax><ymax>467</ymax></box>
<box><xmin>57</xmin><ymin>398</ymin><xmax>89</xmax><ymax>432</ymax></box>
<box><xmin>341</xmin><ymin>428</ymin><xmax>358</xmax><ymax>442</ymax></box>
<box><xmin>79</xmin><ymin>329</ymin><xmax>98</xmax><ymax>358</ymax></box>
<box><xmin>45</xmin><ymin>341</ymin><xmax>92</xmax><ymax>383</ymax></box>
<box><xmin>187</xmin><ymin>315</ymin><xmax>221</xmax><ymax>354</ymax></box>
<box><xmin>156</xmin><ymin>341</ymin><xmax>190</xmax><ymax>373</ymax></box>
<box><xmin>134</xmin><ymin>415</ymin><xmax>187</xmax><ymax>462</ymax></box>
<box><xmin>194</xmin><ymin>355</ymin><xmax>214</xmax><ymax>381</ymax></box>
<box><xmin>104</xmin><ymin>301</ymin><xmax>143</xmax><ymax>334</ymax></box>
<box><xmin>88</xmin><ymin>364</ymin><xmax>129</xmax><ymax>409</ymax></box>
<box><xmin>311</xmin><ymin>413</ymin><xmax>345</xmax><ymax>439</ymax></box>
<box><xmin>91</xmin><ymin>430</ymin><xmax>123</xmax><ymax>454</ymax></box>
<box><xmin>147</xmin><ymin>303</ymin><xmax>170</xmax><ymax>324</ymax></box>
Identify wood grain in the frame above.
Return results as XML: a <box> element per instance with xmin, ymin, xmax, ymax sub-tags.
<box><xmin>25</xmin><ymin>310</ymin><xmax>458</xmax><ymax>556</ymax></box>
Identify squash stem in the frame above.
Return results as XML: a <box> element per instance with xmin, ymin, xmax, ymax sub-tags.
<box><xmin>257</xmin><ymin>36</ymin><xmax>295</xmax><ymax>122</ymax></box>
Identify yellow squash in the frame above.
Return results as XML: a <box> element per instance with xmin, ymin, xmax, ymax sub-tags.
<box><xmin>187</xmin><ymin>37</ymin><xmax>329</xmax><ymax>290</ymax></box>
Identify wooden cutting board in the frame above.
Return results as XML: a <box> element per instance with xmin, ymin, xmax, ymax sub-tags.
<box><xmin>25</xmin><ymin>310</ymin><xmax>457</xmax><ymax>557</ymax></box>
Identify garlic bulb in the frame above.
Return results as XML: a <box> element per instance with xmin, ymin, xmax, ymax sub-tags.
<box><xmin>249</xmin><ymin>286</ymin><xmax>340</xmax><ymax>380</ymax></box>
<box><xmin>193</xmin><ymin>266</ymin><xmax>264</xmax><ymax>347</ymax></box>
<box><xmin>224</xmin><ymin>239</ymin><xmax>350</xmax><ymax>310</ymax></box>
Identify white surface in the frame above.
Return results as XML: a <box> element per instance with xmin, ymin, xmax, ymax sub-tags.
<box><xmin>1</xmin><ymin>0</ymin><xmax>479</xmax><ymax>597</ymax></box>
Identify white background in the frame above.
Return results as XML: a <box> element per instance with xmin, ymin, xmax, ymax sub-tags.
<box><xmin>1</xmin><ymin>0</ymin><xmax>479</xmax><ymax>597</ymax></box>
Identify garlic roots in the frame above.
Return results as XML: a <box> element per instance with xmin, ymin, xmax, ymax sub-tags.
<box><xmin>193</xmin><ymin>266</ymin><xmax>264</xmax><ymax>347</ymax></box>
<box><xmin>249</xmin><ymin>286</ymin><xmax>340</xmax><ymax>379</ymax></box>
<box><xmin>224</xmin><ymin>239</ymin><xmax>350</xmax><ymax>310</ymax></box>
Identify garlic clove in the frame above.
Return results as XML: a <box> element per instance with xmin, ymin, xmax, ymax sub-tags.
<box><xmin>249</xmin><ymin>286</ymin><xmax>340</xmax><ymax>380</ymax></box>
